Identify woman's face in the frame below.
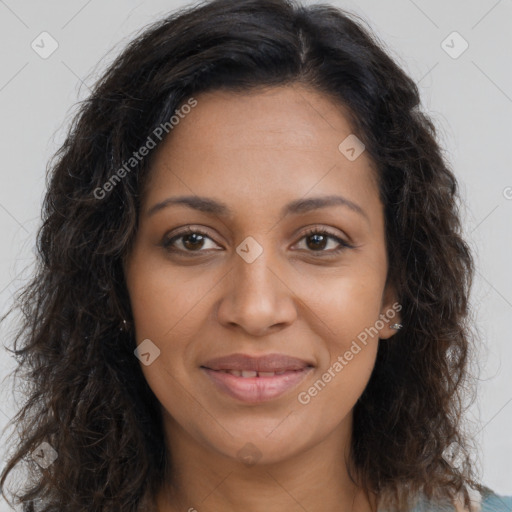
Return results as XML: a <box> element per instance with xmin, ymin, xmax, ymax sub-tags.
<box><xmin>124</xmin><ymin>85</ymin><xmax>400</xmax><ymax>467</ymax></box>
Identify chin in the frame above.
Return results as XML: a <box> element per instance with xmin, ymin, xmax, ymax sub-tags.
<box><xmin>203</xmin><ymin>431</ymin><xmax>310</xmax><ymax>468</ymax></box>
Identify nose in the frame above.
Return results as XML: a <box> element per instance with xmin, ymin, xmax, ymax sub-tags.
<box><xmin>215</xmin><ymin>247</ymin><xmax>298</xmax><ymax>337</ymax></box>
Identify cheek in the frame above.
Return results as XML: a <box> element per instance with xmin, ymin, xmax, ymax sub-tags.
<box><xmin>293</xmin><ymin>298</ymin><xmax>379</xmax><ymax>449</ymax></box>
<box><xmin>296</xmin><ymin>342</ymin><xmax>377</xmax><ymax>439</ymax></box>
<box><xmin>291</xmin><ymin>265</ymin><xmax>383</xmax><ymax>403</ymax></box>
<box><xmin>125</xmin><ymin>247</ymin><xmax>211</xmax><ymax>342</ymax></box>
<box><xmin>292</xmin><ymin>263</ymin><xmax>385</xmax><ymax>346</ymax></box>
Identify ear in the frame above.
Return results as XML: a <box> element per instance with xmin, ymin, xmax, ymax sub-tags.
<box><xmin>377</xmin><ymin>280</ymin><xmax>402</xmax><ymax>340</ymax></box>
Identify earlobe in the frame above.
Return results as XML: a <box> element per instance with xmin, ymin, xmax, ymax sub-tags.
<box><xmin>378</xmin><ymin>282</ymin><xmax>403</xmax><ymax>340</ymax></box>
<box><xmin>379</xmin><ymin>321</ymin><xmax>402</xmax><ymax>340</ymax></box>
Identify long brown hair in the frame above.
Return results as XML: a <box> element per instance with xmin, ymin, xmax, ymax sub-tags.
<box><xmin>1</xmin><ymin>0</ymin><xmax>488</xmax><ymax>510</ymax></box>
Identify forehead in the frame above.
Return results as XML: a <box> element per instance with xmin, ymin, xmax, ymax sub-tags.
<box><xmin>143</xmin><ymin>85</ymin><xmax>381</xmax><ymax>225</ymax></box>
<box><xmin>164</xmin><ymin>85</ymin><xmax>361</xmax><ymax>153</ymax></box>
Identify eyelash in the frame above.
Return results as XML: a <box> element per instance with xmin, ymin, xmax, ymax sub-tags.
<box><xmin>161</xmin><ymin>226</ymin><xmax>353</xmax><ymax>257</ymax></box>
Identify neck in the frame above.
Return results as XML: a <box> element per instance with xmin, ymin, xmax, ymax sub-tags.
<box><xmin>154</xmin><ymin>411</ymin><xmax>378</xmax><ymax>512</ymax></box>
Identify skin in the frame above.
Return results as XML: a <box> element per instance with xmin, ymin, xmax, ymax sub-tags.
<box><xmin>123</xmin><ymin>84</ymin><xmax>403</xmax><ymax>512</ymax></box>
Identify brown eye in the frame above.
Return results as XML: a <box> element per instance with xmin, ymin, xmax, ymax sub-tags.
<box><xmin>296</xmin><ymin>228</ymin><xmax>353</xmax><ymax>255</ymax></box>
<box><xmin>181</xmin><ymin>232</ymin><xmax>206</xmax><ymax>250</ymax></box>
<box><xmin>162</xmin><ymin>228</ymin><xmax>221</xmax><ymax>254</ymax></box>
<box><xmin>305</xmin><ymin>232</ymin><xmax>329</xmax><ymax>251</ymax></box>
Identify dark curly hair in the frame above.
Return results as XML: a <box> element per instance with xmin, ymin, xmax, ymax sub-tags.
<box><xmin>0</xmin><ymin>0</ymin><xmax>491</xmax><ymax>510</ymax></box>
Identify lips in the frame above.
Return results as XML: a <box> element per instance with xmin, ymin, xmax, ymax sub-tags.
<box><xmin>201</xmin><ymin>353</ymin><xmax>314</xmax><ymax>372</ymax></box>
<box><xmin>214</xmin><ymin>369</ymin><xmax>288</xmax><ymax>378</ymax></box>
<box><xmin>200</xmin><ymin>353</ymin><xmax>314</xmax><ymax>403</ymax></box>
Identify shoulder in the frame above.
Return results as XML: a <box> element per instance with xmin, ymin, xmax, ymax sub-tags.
<box><xmin>479</xmin><ymin>491</ymin><xmax>512</xmax><ymax>512</ymax></box>
<box><xmin>408</xmin><ymin>487</ymin><xmax>512</xmax><ymax>512</ymax></box>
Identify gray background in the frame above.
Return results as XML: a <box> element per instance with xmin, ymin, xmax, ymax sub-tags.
<box><xmin>0</xmin><ymin>0</ymin><xmax>511</xmax><ymax>509</ymax></box>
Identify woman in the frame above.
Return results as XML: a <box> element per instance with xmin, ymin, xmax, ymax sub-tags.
<box><xmin>1</xmin><ymin>0</ymin><xmax>510</xmax><ymax>510</ymax></box>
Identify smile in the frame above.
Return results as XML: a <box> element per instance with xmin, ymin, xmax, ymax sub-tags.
<box><xmin>201</xmin><ymin>367</ymin><xmax>313</xmax><ymax>403</ymax></box>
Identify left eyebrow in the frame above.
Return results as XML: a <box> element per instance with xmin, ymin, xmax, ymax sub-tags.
<box><xmin>146</xmin><ymin>194</ymin><xmax>369</xmax><ymax>224</ymax></box>
<box><xmin>282</xmin><ymin>195</ymin><xmax>369</xmax><ymax>223</ymax></box>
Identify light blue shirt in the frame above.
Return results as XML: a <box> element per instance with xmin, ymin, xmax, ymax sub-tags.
<box><xmin>480</xmin><ymin>494</ymin><xmax>512</xmax><ymax>512</ymax></box>
<box><xmin>406</xmin><ymin>491</ymin><xmax>512</xmax><ymax>512</ymax></box>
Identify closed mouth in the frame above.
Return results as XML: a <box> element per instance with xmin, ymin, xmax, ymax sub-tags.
<box><xmin>201</xmin><ymin>366</ymin><xmax>313</xmax><ymax>403</ymax></box>
<box><xmin>209</xmin><ymin>368</ymin><xmax>310</xmax><ymax>377</ymax></box>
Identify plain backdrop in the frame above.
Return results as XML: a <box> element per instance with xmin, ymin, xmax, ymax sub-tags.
<box><xmin>0</xmin><ymin>0</ymin><xmax>511</xmax><ymax>509</ymax></box>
